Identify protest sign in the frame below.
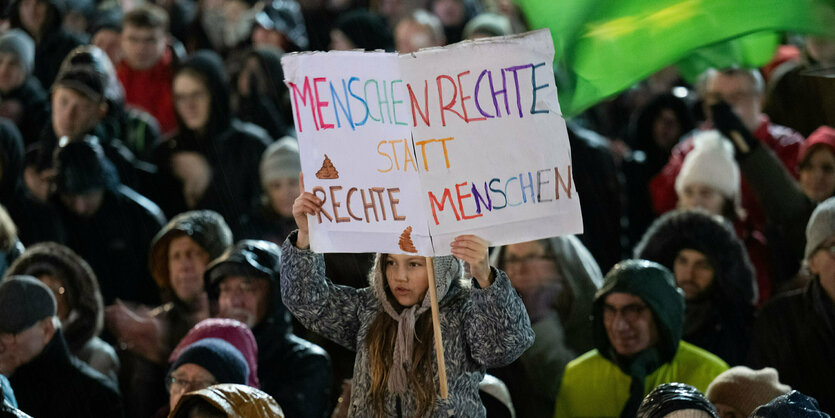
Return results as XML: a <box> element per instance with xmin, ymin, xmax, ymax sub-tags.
<box><xmin>282</xmin><ymin>29</ymin><xmax>582</xmax><ymax>256</ymax></box>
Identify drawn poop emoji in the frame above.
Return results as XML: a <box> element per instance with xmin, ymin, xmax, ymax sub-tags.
<box><xmin>398</xmin><ymin>226</ymin><xmax>417</xmax><ymax>253</ymax></box>
<box><xmin>316</xmin><ymin>154</ymin><xmax>339</xmax><ymax>179</ymax></box>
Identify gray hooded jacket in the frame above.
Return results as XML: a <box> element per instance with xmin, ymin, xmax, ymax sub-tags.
<box><xmin>281</xmin><ymin>232</ymin><xmax>533</xmax><ymax>417</ymax></box>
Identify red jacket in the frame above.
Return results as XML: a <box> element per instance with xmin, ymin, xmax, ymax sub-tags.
<box><xmin>117</xmin><ymin>49</ymin><xmax>177</xmax><ymax>135</ymax></box>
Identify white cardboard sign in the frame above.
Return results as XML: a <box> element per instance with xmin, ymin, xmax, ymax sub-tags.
<box><xmin>282</xmin><ymin>29</ymin><xmax>582</xmax><ymax>256</ymax></box>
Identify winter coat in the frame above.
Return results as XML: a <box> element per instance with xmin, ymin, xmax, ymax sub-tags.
<box><xmin>0</xmin><ymin>76</ymin><xmax>49</xmax><ymax>146</ymax></box>
<box><xmin>488</xmin><ymin>236</ymin><xmax>602</xmax><ymax>418</ymax></box>
<box><xmin>567</xmin><ymin>122</ymin><xmax>623</xmax><ymax>272</ymax></box>
<box><xmin>149</xmin><ymin>51</ymin><xmax>269</xmax><ymax>236</ymax></box>
<box><xmin>737</xmin><ymin>140</ymin><xmax>816</xmax><ymax>285</ymax></box>
<box><xmin>206</xmin><ymin>240</ymin><xmax>332</xmax><ymax>418</ymax></box>
<box><xmin>554</xmin><ymin>342</ymin><xmax>728</xmax><ymax>418</ymax></box>
<box><xmin>8</xmin><ymin>329</ymin><xmax>124</xmax><ymax>418</ymax></box>
<box><xmin>634</xmin><ymin>209</ymin><xmax>757</xmax><ymax>365</ymax></box>
<box><xmin>0</xmin><ymin>119</ymin><xmax>63</xmax><ymax>246</ymax></box>
<box><xmin>102</xmin><ymin>104</ymin><xmax>161</xmax><ymax>163</ymax></box>
<box><xmin>280</xmin><ymin>231</ymin><xmax>535</xmax><ymax>418</ymax></box>
<box><xmin>748</xmin><ymin>278</ymin><xmax>835</xmax><ymax>413</ymax></box>
<box><xmin>5</xmin><ymin>242</ymin><xmax>119</xmax><ymax>383</ymax></box>
<box><xmin>116</xmin><ymin>49</ymin><xmax>177</xmax><ymax>135</ymax></box>
<box><xmin>233</xmin><ymin>48</ymin><xmax>293</xmax><ymax>140</ymax></box>
<box><xmin>554</xmin><ymin>260</ymin><xmax>728</xmax><ymax>418</ymax></box>
<box><xmin>9</xmin><ymin>0</ymin><xmax>85</xmax><ymax>88</ymax></box>
<box><xmin>56</xmin><ymin>185</ymin><xmax>165</xmax><ymax>305</ymax></box>
<box><xmin>168</xmin><ymin>384</ymin><xmax>285</xmax><ymax>418</ymax></box>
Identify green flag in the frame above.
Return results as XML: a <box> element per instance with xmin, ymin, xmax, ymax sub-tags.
<box><xmin>519</xmin><ymin>0</ymin><xmax>835</xmax><ymax>116</ymax></box>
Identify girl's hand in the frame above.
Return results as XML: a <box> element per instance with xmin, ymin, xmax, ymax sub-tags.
<box><xmin>292</xmin><ymin>172</ymin><xmax>322</xmax><ymax>249</ymax></box>
<box><xmin>451</xmin><ymin>235</ymin><xmax>493</xmax><ymax>288</ymax></box>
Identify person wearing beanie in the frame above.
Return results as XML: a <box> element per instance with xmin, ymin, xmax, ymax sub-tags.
<box><xmin>634</xmin><ymin>209</ymin><xmax>757</xmax><ymax>365</ymax></box>
<box><xmin>60</xmin><ymin>45</ymin><xmax>161</xmax><ymax>163</ymax></box>
<box><xmin>674</xmin><ymin>129</ymin><xmax>775</xmax><ymax>302</ymax></box>
<box><xmin>0</xmin><ymin>275</ymin><xmax>123</xmax><ymax>417</ymax></box>
<box><xmin>167</xmin><ymin>338</ymin><xmax>249</xmax><ymax>412</ymax></box>
<box><xmin>750</xmin><ymin>391</ymin><xmax>831</xmax><ymax>418</ymax></box>
<box><xmin>798</xmin><ymin>125</ymin><xmax>835</xmax><ymax>203</ymax></box>
<box><xmin>168</xmin><ymin>384</ymin><xmax>285</xmax><ymax>418</ymax></box>
<box><xmin>239</xmin><ymin>137</ymin><xmax>300</xmax><ymax>243</ymax></box>
<box><xmin>749</xmin><ymin>197</ymin><xmax>835</xmax><ymax>412</ymax></box>
<box><xmin>168</xmin><ymin>318</ymin><xmax>260</xmax><ymax>389</ymax></box>
<box><xmin>148</xmin><ymin>50</ymin><xmax>270</xmax><ymax>238</ymax></box>
<box><xmin>554</xmin><ymin>260</ymin><xmax>728</xmax><ymax>418</ymax></box>
<box><xmin>5</xmin><ymin>242</ymin><xmax>119</xmax><ymax>384</ymax></box>
<box><xmin>51</xmin><ymin>139</ymin><xmax>165</xmax><ymax>307</ymax></box>
<box><xmin>463</xmin><ymin>12</ymin><xmax>512</xmax><ymax>40</ymax></box>
<box><xmin>8</xmin><ymin>0</ymin><xmax>85</xmax><ymax>88</ymax></box>
<box><xmin>205</xmin><ymin>240</ymin><xmax>332</xmax><ymax>418</ymax></box>
<box><xmin>706</xmin><ymin>366</ymin><xmax>791</xmax><ymax>417</ymax></box>
<box><xmin>637</xmin><ymin>383</ymin><xmax>718</xmax><ymax>418</ymax></box>
<box><xmin>107</xmin><ymin>210</ymin><xmax>230</xmax><ymax>418</ymax></box>
<box><xmin>0</xmin><ymin>29</ymin><xmax>49</xmax><ymax>146</ymax></box>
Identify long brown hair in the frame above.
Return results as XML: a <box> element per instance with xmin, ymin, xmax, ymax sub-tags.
<box><xmin>366</xmin><ymin>256</ymin><xmax>437</xmax><ymax>417</ymax></box>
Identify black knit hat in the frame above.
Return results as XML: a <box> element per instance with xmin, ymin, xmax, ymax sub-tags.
<box><xmin>205</xmin><ymin>240</ymin><xmax>281</xmax><ymax>296</ymax></box>
<box><xmin>52</xmin><ymin>65</ymin><xmax>106</xmax><ymax>104</ymax></box>
<box><xmin>637</xmin><ymin>383</ymin><xmax>718</xmax><ymax>418</ymax></box>
<box><xmin>169</xmin><ymin>338</ymin><xmax>249</xmax><ymax>386</ymax></box>
<box><xmin>54</xmin><ymin>139</ymin><xmax>119</xmax><ymax>194</ymax></box>
<box><xmin>0</xmin><ymin>275</ymin><xmax>57</xmax><ymax>334</ymax></box>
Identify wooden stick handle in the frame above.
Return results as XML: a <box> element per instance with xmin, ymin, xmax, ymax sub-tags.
<box><xmin>425</xmin><ymin>257</ymin><xmax>449</xmax><ymax>399</ymax></box>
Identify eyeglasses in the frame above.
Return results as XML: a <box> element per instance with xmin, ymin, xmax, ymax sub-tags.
<box><xmin>603</xmin><ymin>303</ymin><xmax>649</xmax><ymax>323</ymax></box>
<box><xmin>166</xmin><ymin>375</ymin><xmax>217</xmax><ymax>393</ymax></box>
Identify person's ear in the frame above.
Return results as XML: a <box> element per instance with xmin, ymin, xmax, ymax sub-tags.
<box><xmin>98</xmin><ymin>102</ymin><xmax>109</xmax><ymax>119</ymax></box>
<box><xmin>40</xmin><ymin>316</ymin><xmax>56</xmax><ymax>344</ymax></box>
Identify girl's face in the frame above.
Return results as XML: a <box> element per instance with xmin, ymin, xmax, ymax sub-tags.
<box><xmin>799</xmin><ymin>146</ymin><xmax>835</xmax><ymax>203</ymax></box>
<box><xmin>173</xmin><ymin>73</ymin><xmax>211</xmax><ymax>132</ymax></box>
<box><xmin>384</xmin><ymin>254</ymin><xmax>429</xmax><ymax>307</ymax></box>
<box><xmin>678</xmin><ymin>182</ymin><xmax>726</xmax><ymax>216</ymax></box>
<box><xmin>266</xmin><ymin>177</ymin><xmax>300</xmax><ymax>218</ymax></box>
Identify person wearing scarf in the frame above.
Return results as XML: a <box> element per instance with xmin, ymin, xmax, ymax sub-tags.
<box><xmin>554</xmin><ymin>260</ymin><xmax>728</xmax><ymax>418</ymax></box>
<box><xmin>281</xmin><ymin>182</ymin><xmax>534</xmax><ymax>417</ymax></box>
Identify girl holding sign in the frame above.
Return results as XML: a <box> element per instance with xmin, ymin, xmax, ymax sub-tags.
<box><xmin>281</xmin><ymin>175</ymin><xmax>534</xmax><ymax>417</ymax></box>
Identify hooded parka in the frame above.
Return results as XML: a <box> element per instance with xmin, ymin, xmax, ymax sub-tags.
<box><xmin>634</xmin><ymin>209</ymin><xmax>757</xmax><ymax>365</ymax></box>
<box><xmin>554</xmin><ymin>260</ymin><xmax>728</xmax><ymax>418</ymax></box>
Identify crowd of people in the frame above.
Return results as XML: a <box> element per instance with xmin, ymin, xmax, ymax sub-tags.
<box><xmin>0</xmin><ymin>0</ymin><xmax>833</xmax><ymax>417</ymax></box>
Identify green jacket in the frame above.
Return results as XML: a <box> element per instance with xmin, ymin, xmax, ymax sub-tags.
<box><xmin>553</xmin><ymin>341</ymin><xmax>728</xmax><ymax>418</ymax></box>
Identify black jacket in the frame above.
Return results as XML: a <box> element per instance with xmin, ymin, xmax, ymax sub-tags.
<box><xmin>0</xmin><ymin>76</ymin><xmax>50</xmax><ymax>146</ymax></box>
<box><xmin>150</xmin><ymin>51</ymin><xmax>269</xmax><ymax>236</ymax></box>
<box><xmin>0</xmin><ymin>119</ymin><xmax>63</xmax><ymax>246</ymax></box>
<box><xmin>56</xmin><ymin>185</ymin><xmax>165</xmax><ymax>305</ymax></box>
<box><xmin>568</xmin><ymin>122</ymin><xmax>623</xmax><ymax>272</ymax></box>
<box><xmin>748</xmin><ymin>278</ymin><xmax>835</xmax><ymax>413</ymax></box>
<box><xmin>9</xmin><ymin>329</ymin><xmax>123</xmax><ymax>418</ymax></box>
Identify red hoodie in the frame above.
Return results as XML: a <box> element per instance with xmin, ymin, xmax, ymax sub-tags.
<box><xmin>117</xmin><ymin>48</ymin><xmax>177</xmax><ymax>135</ymax></box>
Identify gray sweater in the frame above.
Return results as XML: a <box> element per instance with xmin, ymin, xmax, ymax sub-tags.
<box><xmin>280</xmin><ymin>233</ymin><xmax>534</xmax><ymax>417</ymax></box>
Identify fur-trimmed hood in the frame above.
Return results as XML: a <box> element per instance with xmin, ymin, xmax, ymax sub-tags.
<box><xmin>634</xmin><ymin>209</ymin><xmax>757</xmax><ymax>306</ymax></box>
<box><xmin>5</xmin><ymin>242</ymin><xmax>103</xmax><ymax>354</ymax></box>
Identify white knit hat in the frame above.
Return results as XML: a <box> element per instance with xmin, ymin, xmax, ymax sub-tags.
<box><xmin>675</xmin><ymin>130</ymin><xmax>740</xmax><ymax>201</ymax></box>
<box><xmin>259</xmin><ymin>136</ymin><xmax>301</xmax><ymax>186</ymax></box>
